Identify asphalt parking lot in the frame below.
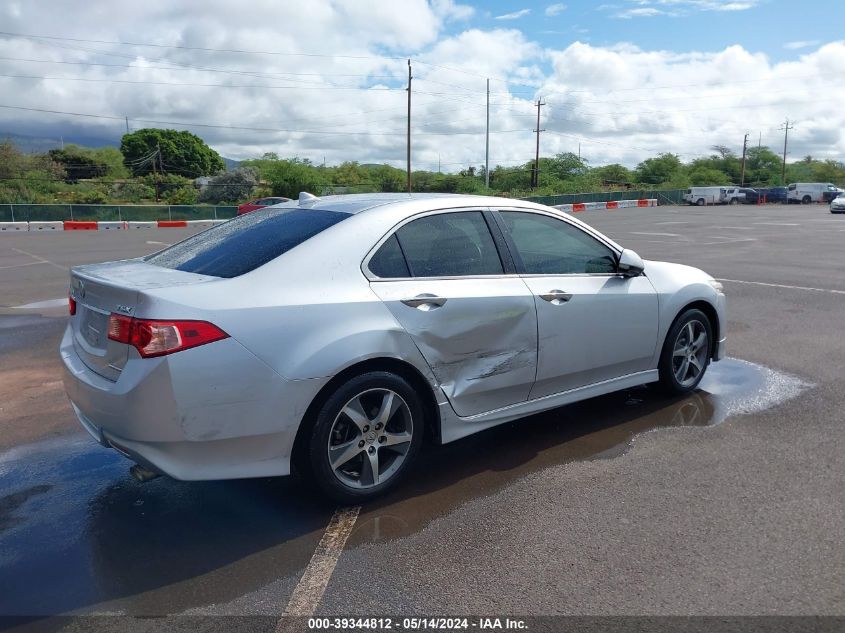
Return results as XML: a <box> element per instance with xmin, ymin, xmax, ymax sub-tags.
<box><xmin>1</xmin><ymin>204</ymin><xmax>843</xmax><ymax>628</ymax></box>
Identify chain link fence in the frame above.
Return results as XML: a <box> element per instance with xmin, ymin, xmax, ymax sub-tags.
<box><xmin>524</xmin><ymin>189</ymin><xmax>685</xmax><ymax>206</ymax></box>
<box><xmin>0</xmin><ymin>204</ymin><xmax>239</xmax><ymax>223</ymax></box>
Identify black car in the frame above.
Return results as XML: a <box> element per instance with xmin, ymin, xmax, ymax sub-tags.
<box><xmin>757</xmin><ymin>186</ymin><xmax>788</xmax><ymax>203</ymax></box>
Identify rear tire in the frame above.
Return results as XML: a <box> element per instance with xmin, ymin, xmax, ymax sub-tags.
<box><xmin>307</xmin><ymin>371</ymin><xmax>424</xmax><ymax>503</ymax></box>
<box><xmin>657</xmin><ymin>309</ymin><xmax>713</xmax><ymax>395</ymax></box>
<box><xmin>729</xmin><ymin>197</ymin><xmax>739</xmax><ymax>205</ymax></box>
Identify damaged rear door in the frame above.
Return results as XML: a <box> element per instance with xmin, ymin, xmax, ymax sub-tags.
<box><xmin>367</xmin><ymin>209</ymin><xmax>538</xmax><ymax>417</ymax></box>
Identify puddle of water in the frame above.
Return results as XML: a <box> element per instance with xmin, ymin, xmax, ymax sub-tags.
<box><xmin>0</xmin><ymin>358</ymin><xmax>809</xmax><ymax>616</ymax></box>
<box><xmin>346</xmin><ymin>358</ymin><xmax>810</xmax><ymax>545</ymax></box>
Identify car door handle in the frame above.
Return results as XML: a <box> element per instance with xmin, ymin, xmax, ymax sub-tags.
<box><xmin>401</xmin><ymin>294</ymin><xmax>448</xmax><ymax>310</ymax></box>
<box><xmin>539</xmin><ymin>289</ymin><xmax>572</xmax><ymax>304</ymax></box>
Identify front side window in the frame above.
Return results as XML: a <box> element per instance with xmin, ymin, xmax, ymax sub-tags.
<box><xmin>372</xmin><ymin>211</ymin><xmax>503</xmax><ymax>278</ymax></box>
<box><xmin>499</xmin><ymin>211</ymin><xmax>617</xmax><ymax>275</ymax></box>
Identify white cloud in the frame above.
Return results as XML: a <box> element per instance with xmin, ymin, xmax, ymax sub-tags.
<box><xmin>545</xmin><ymin>3</ymin><xmax>567</xmax><ymax>17</ymax></box>
<box><xmin>611</xmin><ymin>0</ymin><xmax>760</xmax><ymax>18</ymax></box>
<box><xmin>538</xmin><ymin>40</ymin><xmax>845</xmax><ymax>165</ymax></box>
<box><xmin>0</xmin><ymin>2</ymin><xmax>842</xmax><ymax>172</ymax></box>
<box><xmin>784</xmin><ymin>40</ymin><xmax>821</xmax><ymax>50</ymax></box>
<box><xmin>431</xmin><ymin>0</ymin><xmax>475</xmax><ymax>21</ymax></box>
<box><xmin>494</xmin><ymin>9</ymin><xmax>531</xmax><ymax>20</ymax></box>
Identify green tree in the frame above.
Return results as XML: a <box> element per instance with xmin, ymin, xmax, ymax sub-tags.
<box><xmin>262</xmin><ymin>158</ymin><xmax>325</xmax><ymax>198</ymax></box>
<box><xmin>48</xmin><ymin>148</ymin><xmax>107</xmax><ymax>182</ymax></box>
<box><xmin>635</xmin><ymin>153</ymin><xmax>683</xmax><ymax>185</ymax></box>
<box><xmin>811</xmin><ymin>160</ymin><xmax>845</xmax><ymax>185</ymax></box>
<box><xmin>688</xmin><ymin>167</ymin><xmax>730</xmax><ymax>186</ymax></box>
<box><xmin>120</xmin><ymin>129</ymin><xmax>225</xmax><ymax>177</ymax></box>
<box><xmin>593</xmin><ymin>163</ymin><xmax>633</xmax><ymax>186</ymax></box>
<box><xmin>198</xmin><ymin>167</ymin><xmax>259</xmax><ymax>203</ymax></box>
<box><xmin>744</xmin><ymin>147</ymin><xmax>782</xmax><ymax>186</ymax></box>
<box><xmin>544</xmin><ymin>152</ymin><xmax>589</xmax><ymax>181</ymax></box>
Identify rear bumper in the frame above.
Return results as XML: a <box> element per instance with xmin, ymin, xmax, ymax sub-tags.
<box><xmin>60</xmin><ymin>324</ymin><xmax>328</xmax><ymax>480</ymax></box>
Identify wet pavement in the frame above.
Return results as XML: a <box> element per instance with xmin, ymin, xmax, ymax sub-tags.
<box><xmin>0</xmin><ymin>357</ymin><xmax>807</xmax><ymax>617</ymax></box>
<box><xmin>1</xmin><ymin>207</ymin><xmax>843</xmax><ymax>621</ymax></box>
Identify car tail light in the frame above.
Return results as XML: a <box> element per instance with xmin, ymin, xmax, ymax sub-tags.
<box><xmin>68</xmin><ymin>293</ymin><xmax>76</xmax><ymax>316</ymax></box>
<box><xmin>108</xmin><ymin>315</ymin><xmax>228</xmax><ymax>358</ymax></box>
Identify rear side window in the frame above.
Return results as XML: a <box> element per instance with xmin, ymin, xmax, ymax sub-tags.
<box><xmin>369</xmin><ymin>234</ymin><xmax>410</xmax><ymax>278</ymax></box>
<box><xmin>146</xmin><ymin>208</ymin><xmax>349</xmax><ymax>278</ymax></box>
<box><xmin>397</xmin><ymin>211</ymin><xmax>503</xmax><ymax>277</ymax></box>
<box><xmin>377</xmin><ymin>211</ymin><xmax>503</xmax><ymax>278</ymax></box>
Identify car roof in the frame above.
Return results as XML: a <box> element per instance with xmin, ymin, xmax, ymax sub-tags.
<box><xmin>272</xmin><ymin>192</ymin><xmax>552</xmax><ymax>216</ymax></box>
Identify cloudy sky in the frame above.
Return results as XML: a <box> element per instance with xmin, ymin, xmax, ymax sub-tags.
<box><xmin>0</xmin><ymin>0</ymin><xmax>842</xmax><ymax>171</ymax></box>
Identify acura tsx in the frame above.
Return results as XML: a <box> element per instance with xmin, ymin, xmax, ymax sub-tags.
<box><xmin>61</xmin><ymin>193</ymin><xmax>726</xmax><ymax>501</ymax></box>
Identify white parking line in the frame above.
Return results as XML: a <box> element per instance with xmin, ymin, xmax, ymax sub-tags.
<box><xmin>629</xmin><ymin>231</ymin><xmax>682</xmax><ymax>237</ymax></box>
<box><xmin>654</xmin><ymin>221</ymin><xmax>689</xmax><ymax>225</ymax></box>
<box><xmin>12</xmin><ymin>298</ymin><xmax>67</xmax><ymax>309</ymax></box>
<box><xmin>0</xmin><ymin>260</ymin><xmax>48</xmax><ymax>270</ymax></box>
<box><xmin>280</xmin><ymin>505</ymin><xmax>361</xmax><ymax>621</ymax></box>
<box><xmin>146</xmin><ymin>240</ymin><xmax>172</xmax><ymax>246</ymax></box>
<box><xmin>10</xmin><ymin>247</ymin><xmax>67</xmax><ymax>271</ymax></box>
<box><xmin>717</xmin><ymin>278</ymin><xmax>845</xmax><ymax>295</ymax></box>
<box><xmin>713</xmin><ymin>226</ymin><xmax>754</xmax><ymax>230</ymax></box>
<box><xmin>753</xmin><ymin>222</ymin><xmax>800</xmax><ymax>226</ymax></box>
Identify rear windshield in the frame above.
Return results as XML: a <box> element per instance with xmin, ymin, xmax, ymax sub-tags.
<box><xmin>145</xmin><ymin>207</ymin><xmax>350</xmax><ymax>278</ymax></box>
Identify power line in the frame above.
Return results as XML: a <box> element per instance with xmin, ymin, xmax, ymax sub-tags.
<box><xmin>0</xmin><ymin>73</ymin><xmax>402</xmax><ymax>91</ymax></box>
<box><xmin>0</xmin><ymin>31</ymin><xmax>406</xmax><ymax>61</ymax></box>
<box><xmin>0</xmin><ymin>104</ymin><xmax>528</xmax><ymax>137</ymax></box>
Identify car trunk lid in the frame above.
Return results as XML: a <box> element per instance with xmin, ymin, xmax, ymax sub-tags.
<box><xmin>70</xmin><ymin>260</ymin><xmax>217</xmax><ymax>381</ymax></box>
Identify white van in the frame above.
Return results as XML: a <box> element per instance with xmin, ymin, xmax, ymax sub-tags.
<box><xmin>684</xmin><ymin>186</ymin><xmax>744</xmax><ymax>206</ymax></box>
<box><xmin>786</xmin><ymin>183</ymin><xmax>844</xmax><ymax>204</ymax></box>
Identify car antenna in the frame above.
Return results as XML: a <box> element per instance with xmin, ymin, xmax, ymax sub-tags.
<box><xmin>298</xmin><ymin>192</ymin><xmax>319</xmax><ymax>207</ymax></box>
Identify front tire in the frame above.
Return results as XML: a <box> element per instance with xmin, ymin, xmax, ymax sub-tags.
<box><xmin>696</xmin><ymin>198</ymin><xmax>705</xmax><ymax>206</ymax></box>
<box><xmin>657</xmin><ymin>309</ymin><xmax>713</xmax><ymax>395</ymax></box>
<box><xmin>802</xmin><ymin>195</ymin><xmax>812</xmax><ymax>204</ymax></box>
<box><xmin>307</xmin><ymin>371</ymin><xmax>424</xmax><ymax>503</ymax></box>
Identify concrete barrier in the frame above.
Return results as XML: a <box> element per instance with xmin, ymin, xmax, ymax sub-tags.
<box><xmin>29</xmin><ymin>221</ymin><xmax>63</xmax><ymax>231</ymax></box>
<box><xmin>186</xmin><ymin>220</ymin><xmax>216</xmax><ymax>228</ymax></box>
<box><xmin>572</xmin><ymin>203</ymin><xmax>586</xmax><ymax>213</ymax></box>
<box><xmin>606</xmin><ymin>201</ymin><xmax>618</xmax><ymax>209</ymax></box>
<box><xmin>127</xmin><ymin>221</ymin><xmax>156</xmax><ymax>229</ymax></box>
<box><xmin>0</xmin><ymin>222</ymin><xmax>29</xmax><ymax>231</ymax></box>
<box><xmin>97</xmin><ymin>221</ymin><xmax>125</xmax><ymax>230</ymax></box>
<box><xmin>157</xmin><ymin>220</ymin><xmax>188</xmax><ymax>228</ymax></box>
<box><xmin>64</xmin><ymin>221</ymin><xmax>98</xmax><ymax>230</ymax></box>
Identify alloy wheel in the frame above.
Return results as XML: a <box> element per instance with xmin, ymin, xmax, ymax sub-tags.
<box><xmin>672</xmin><ymin>320</ymin><xmax>709</xmax><ymax>388</ymax></box>
<box><xmin>327</xmin><ymin>388</ymin><xmax>414</xmax><ymax>489</ymax></box>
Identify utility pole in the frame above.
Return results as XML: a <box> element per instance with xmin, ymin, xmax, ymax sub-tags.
<box><xmin>758</xmin><ymin>131</ymin><xmax>761</xmax><ymax>150</ymax></box>
<box><xmin>485</xmin><ymin>78</ymin><xmax>490</xmax><ymax>189</ymax></box>
<box><xmin>406</xmin><ymin>59</ymin><xmax>412</xmax><ymax>193</ymax></box>
<box><xmin>532</xmin><ymin>98</ymin><xmax>545</xmax><ymax>189</ymax></box>
<box><xmin>125</xmin><ymin>116</ymin><xmax>129</xmax><ymax>133</ymax></box>
<box><xmin>152</xmin><ymin>145</ymin><xmax>159</xmax><ymax>202</ymax></box>
<box><xmin>740</xmin><ymin>133</ymin><xmax>749</xmax><ymax>186</ymax></box>
<box><xmin>780</xmin><ymin>119</ymin><xmax>794</xmax><ymax>185</ymax></box>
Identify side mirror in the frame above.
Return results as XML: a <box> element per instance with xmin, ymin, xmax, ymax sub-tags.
<box><xmin>617</xmin><ymin>249</ymin><xmax>645</xmax><ymax>277</ymax></box>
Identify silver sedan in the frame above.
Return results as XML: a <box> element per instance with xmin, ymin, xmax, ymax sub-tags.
<box><xmin>61</xmin><ymin>193</ymin><xmax>726</xmax><ymax>501</ymax></box>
